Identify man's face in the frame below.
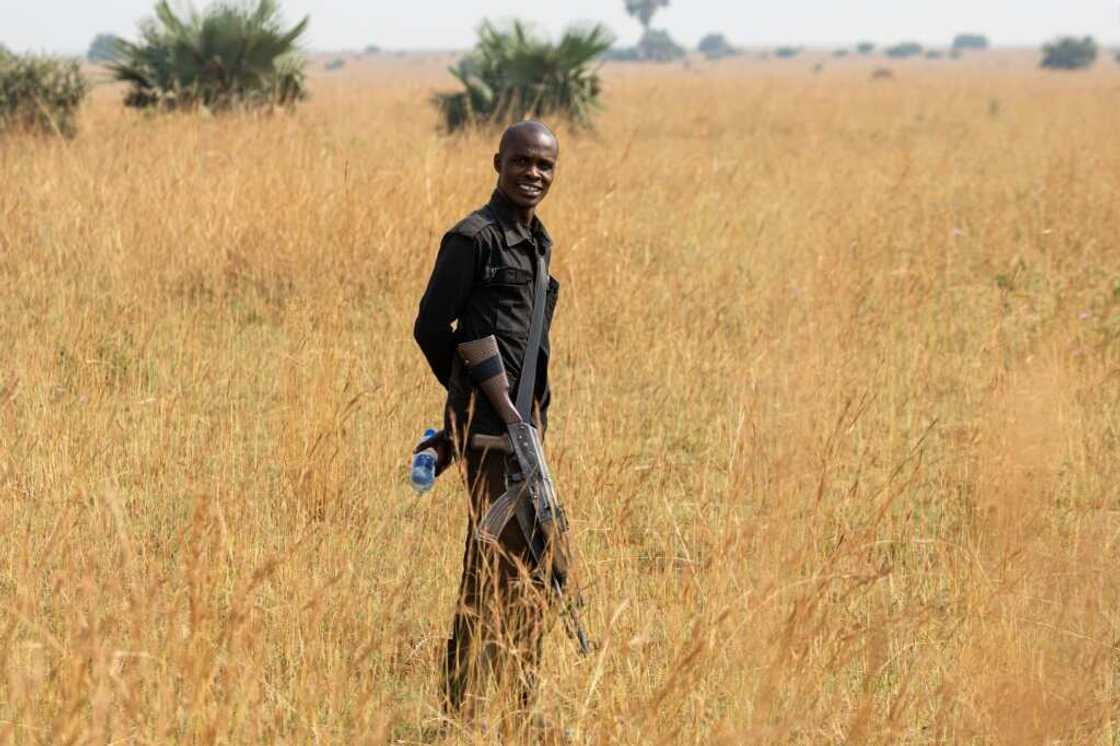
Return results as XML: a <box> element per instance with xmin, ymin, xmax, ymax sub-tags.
<box><xmin>493</xmin><ymin>130</ymin><xmax>558</xmax><ymax>211</ymax></box>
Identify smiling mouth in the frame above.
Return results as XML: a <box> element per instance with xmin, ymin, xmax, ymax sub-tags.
<box><xmin>517</xmin><ymin>183</ymin><xmax>543</xmax><ymax>198</ymax></box>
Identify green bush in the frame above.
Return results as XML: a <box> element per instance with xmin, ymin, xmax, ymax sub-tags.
<box><xmin>885</xmin><ymin>42</ymin><xmax>923</xmax><ymax>59</ymax></box>
<box><xmin>856</xmin><ymin>42</ymin><xmax>875</xmax><ymax>55</ymax></box>
<box><xmin>1040</xmin><ymin>36</ymin><xmax>1097</xmax><ymax>70</ymax></box>
<box><xmin>605</xmin><ymin>29</ymin><xmax>685</xmax><ymax>62</ymax></box>
<box><xmin>109</xmin><ymin>0</ymin><xmax>309</xmax><ymax>112</ymax></box>
<box><xmin>774</xmin><ymin>47</ymin><xmax>802</xmax><ymax>59</ymax></box>
<box><xmin>433</xmin><ymin>20</ymin><xmax>611</xmax><ymax>132</ymax></box>
<box><xmin>325</xmin><ymin>57</ymin><xmax>346</xmax><ymax>71</ymax></box>
<box><xmin>602</xmin><ymin>46</ymin><xmax>641</xmax><ymax>62</ymax></box>
<box><xmin>87</xmin><ymin>33</ymin><xmax>121</xmax><ymax>62</ymax></box>
<box><xmin>952</xmin><ymin>34</ymin><xmax>990</xmax><ymax>51</ymax></box>
<box><xmin>637</xmin><ymin>29</ymin><xmax>686</xmax><ymax>62</ymax></box>
<box><xmin>0</xmin><ymin>53</ymin><xmax>89</xmax><ymax>137</ymax></box>
<box><xmin>698</xmin><ymin>33</ymin><xmax>736</xmax><ymax>60</ymax></box>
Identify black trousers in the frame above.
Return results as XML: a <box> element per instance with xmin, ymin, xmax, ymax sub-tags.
<box><xmin>442</xmin><ymin>448</ymin><xmax>549</xmax><ymax>716</ymax></box>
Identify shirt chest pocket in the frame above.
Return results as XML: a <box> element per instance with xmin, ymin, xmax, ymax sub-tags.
<box><xmin>482</xmin><ymin>266</ymin><xmax>534</xmax><ymax>335</ymax></box>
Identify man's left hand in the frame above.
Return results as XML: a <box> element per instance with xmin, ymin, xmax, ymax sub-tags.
<box><xmin>413</xmin><ymin>429</ymin><xmax>453</xmax><ymax>476</ymax></box>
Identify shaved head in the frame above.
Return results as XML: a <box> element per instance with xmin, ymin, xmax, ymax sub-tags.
<box><xmin>493</xmin><ymin>120</ymin><xmax>559</xmax><ymax>222</ymax></box>
<box><xmin>498</xmin><ymin>120</ymin><xmax>558</xmax><ymax>157</ymax></box>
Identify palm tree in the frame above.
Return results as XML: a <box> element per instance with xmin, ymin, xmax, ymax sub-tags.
<box><xmin>109</xmin><ymin>0</ymin><xmax>309</xmax><ymax>112</ymax></box>
<box><xmin>434</xmin><ymin>21</ymin><xmax>612</xmax><ymax>132</ymax></box>
<box><xmin>625</xmin><ymin>0</ymin><xmax>671</xmax><ymax>30</ymax></box>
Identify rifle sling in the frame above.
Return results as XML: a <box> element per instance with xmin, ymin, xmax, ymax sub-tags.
<box><xmin>514</xmin><ymin>253</ymin><xmax>548</xmax><ymax>423</ymax></box>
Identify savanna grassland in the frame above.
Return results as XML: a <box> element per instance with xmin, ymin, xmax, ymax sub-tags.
<box><xmin>1</xmin><ymin>54</ymin><xmax>1119</xmax><ymax>744</ymax></box>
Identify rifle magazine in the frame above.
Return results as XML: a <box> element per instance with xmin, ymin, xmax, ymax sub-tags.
<box><xmin>475</xmin><ymin>484</ymin><xmax>524</xmax><ymax>543</ymax></box>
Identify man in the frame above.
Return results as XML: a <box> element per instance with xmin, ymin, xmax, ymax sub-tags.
<box><xmin>413</xmin><ymin>120</ymin><xmax>562</xmax><ymax>718</ymax></box>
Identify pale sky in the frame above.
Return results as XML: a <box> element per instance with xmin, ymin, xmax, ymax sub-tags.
<box><xmin>2</xmin><ymin>0</ymin><xmax>1118</xmax><ymax>55</ymax></box>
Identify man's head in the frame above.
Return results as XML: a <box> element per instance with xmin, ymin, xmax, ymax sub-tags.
<box><xmin>493</xmin><ymin>120</ymin><xmax>559</xmax><ymax>218</ymax></box>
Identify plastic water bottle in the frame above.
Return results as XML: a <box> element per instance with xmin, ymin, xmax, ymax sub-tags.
<box><xmin>409</xmin><ymin>428</ymin><xmax>438</xmax><ymax>494</ymax></box>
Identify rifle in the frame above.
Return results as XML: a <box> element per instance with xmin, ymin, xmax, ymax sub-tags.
<box><xmin>458</xmin><ymin>335</ymin><xmax>592</xmax><ymax>656</ymax></box>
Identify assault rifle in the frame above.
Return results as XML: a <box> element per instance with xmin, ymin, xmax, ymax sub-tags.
<box><xmin>458</xmin><ymin>335</ymin><xmax>592</xmax><ymax>656</ymax></box>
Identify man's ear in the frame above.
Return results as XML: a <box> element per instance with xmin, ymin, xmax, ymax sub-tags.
<box><xmin>493</xmin><ymin>152</ymin><xmax>502</xmax><ymax>175</ymax></box>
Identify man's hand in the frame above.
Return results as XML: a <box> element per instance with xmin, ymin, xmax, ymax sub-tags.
<box><xmin>413</xmin><ymin>429</ymin><xmax>453</xmax><ymax>476</ymax></box>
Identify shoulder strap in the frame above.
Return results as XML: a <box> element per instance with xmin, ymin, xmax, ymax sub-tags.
<box><xmin>515</xmin><ymin>254</ymin><xmax>548</xmax><ymax>422</ymax></box>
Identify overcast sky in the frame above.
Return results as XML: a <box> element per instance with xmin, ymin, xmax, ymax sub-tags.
<box><xmin>3</xmin><ymin>0</ymin><xmax>1118</xmax><ymax>54</ymax></box>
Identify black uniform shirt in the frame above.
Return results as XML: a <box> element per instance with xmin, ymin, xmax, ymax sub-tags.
<box><xmin>414</xmin><ymin>189</ymin><xmax>559</xmax><ymax>438</ymax></box>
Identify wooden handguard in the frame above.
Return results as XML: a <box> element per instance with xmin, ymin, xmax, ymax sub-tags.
<box><xmin>457</xmin><ymin>336</ymin><xmax>522</xmax><ymax>425</ymax></box>
<box><xmin>470</xmin><ymin>433</ymin><xmax>512</xmax><ymax>453</ymax></box>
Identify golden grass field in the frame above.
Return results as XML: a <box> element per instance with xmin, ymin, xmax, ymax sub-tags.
<box><xmin>1</xmin><ymin>53</ymin><xmax>1119</xmax><ymax>743</ymax></box>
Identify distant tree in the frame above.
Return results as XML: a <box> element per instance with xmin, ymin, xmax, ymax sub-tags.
<box><xmin>637</xmin><ymin>29</ymin><xmax>685</xmax><ymax>62</ymax></box>
<box><xmin>773</xmin><ymin>46</ymin><xmax>801</xmax><ymax>59</ymax></box>
<box><xmin>698</xmin><ymin>33</ymin><xmax>736</xmax><ymax>60</ymax></box>
<box><xmin>0</xmin><ymin>43</ymin><xmax>10</xmax><ymax>61</ymax></box>
<box><xmin>625</xmin><ymin>0</ymin><xmax>670</xmax><ymax>30</ymax></box>
<box><xmin>885</xmin><ymin>42</ymin><xmax>923</xmax><ymax>59</ymax></box>
<box><xmin>602</xmin><ymin>46</ymin><xmax>641</xmax><ymax>62</ymax></box>
<box><xmin>1115</xmin><ymin>49</ymin><xmax>1120</xmax><ymax>64</ymax></box>
<box><xmin>0</xmin><ymin>52</ymin><xmax>89</xmax><ymax>137</ymax></box>
<box><xmin>433</xmin><ymin>20</ymin><xmax>612</xmax><ymax>132</ymax></box>
<box><xmin>87</xmin><ymin>33</ymin><xmax>120</xmax><ymax>62</ymax></box>
<box><xmin>109</xmin><ymin>0</ymin><xmax>309</xmax><ymax>112</ymax></box>
<box><xmin>856</xmin><ymin>41</ymin><xmax>875</xmax><ymax>55</ymax></box>
<box><xmin>325</xmin><ymin>57</ymin><xmax>345</xmax><ymax>71</ymax></box>
<box><xmin>832</xmin><ymin>48</ymin><xmax>849</xmax><ymax>58</ymax></box>
<box><xmin>952</xmin><ymin>34</ymin><xmax>990</xmax><ymax>51</ymax></box>
<box><xmin>925</xmin><ymin>50</ymin><xmax>944</xmax><ymax>59</ymax></box>
<box><xmin>364</xmin><ymin>44</ymin><xmax>380</xmax><ymax>55</ymax></box>
<box><xmin>1040</xmin><ymin>36</ymin><xmax>1097</xmax><ymax>70</ymax></box>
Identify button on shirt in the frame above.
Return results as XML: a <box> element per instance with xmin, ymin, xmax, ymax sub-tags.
<box><xmin>414</xmin><ymin>190</ymin><xmax>559</xmax><ymax>437</ymax></box>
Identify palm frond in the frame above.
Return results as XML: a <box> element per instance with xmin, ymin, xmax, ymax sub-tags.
<box><xmin>435</xmin><ymin>19</ymin><xmax>610</xmax><ymax>132</ymax></box>
<box><xmin>111</xmin><ymin>0</ymin><xmax>309</xmax><ymax>112</ymax></box>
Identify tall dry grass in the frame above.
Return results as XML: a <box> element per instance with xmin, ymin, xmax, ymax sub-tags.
<box><xmin>1</xmin><ymin>56</ymin><xmax>1118</xmax><ymax>743</ymax></box>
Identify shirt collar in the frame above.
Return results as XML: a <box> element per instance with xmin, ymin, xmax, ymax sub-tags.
<box><xmin>488</xmin><ymin>189</ymin><xmax>551</xmax><ymax>252</ymax></box>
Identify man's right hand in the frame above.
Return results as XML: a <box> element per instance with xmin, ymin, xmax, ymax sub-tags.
<box><xmin>413</xmin><ymin>429</ymin><xmax>453</xmax><ymax>476</ymax></box>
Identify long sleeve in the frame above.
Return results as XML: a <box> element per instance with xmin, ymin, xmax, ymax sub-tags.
<box><xmin>414</xmin><ymin>233</ymin><xmax>478</xmax><ymax>388</ymax></box>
